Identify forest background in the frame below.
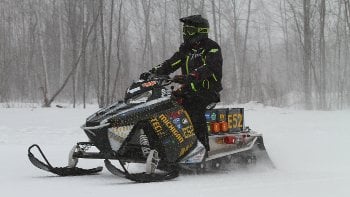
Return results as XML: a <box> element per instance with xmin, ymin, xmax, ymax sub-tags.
<box><xmin>0</xmin><ymin>0</ymin><xmax>349</xmax><ymax>110</ymax></box>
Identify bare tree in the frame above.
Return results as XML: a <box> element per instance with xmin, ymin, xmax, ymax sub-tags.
<box><xmin>319</xmin><ymin>0</ymin><xmax>327</xmax><ymax>109</ymax></box>
<box><xmin>303</xmin><ymin>0</ymin><xmax>312</xmax><ymax>109</ymax></box>
<box><xmin>58</xmin><ymin>1</ymin><xmax>65</xmax><ymax>86</ymax></box>
<box><xmin>105</xmin><ymin>0</ymin><xmax>115</xmax><ymax>105</ymax></box>
<box><xmin>141</xmin><ymin>0</ymin><xmax>154</xmax><ymax>68</ymax></box>
<box><xmin>162</xmin><ymin>0</ymin><xmax>167</xmax><ymax>59</ymax></box>
<box><xmin>38</xmin><ymin>8</ymin><xmax>50</xmax><ymax>107</ymax></box>
<box><xmin>239</xmin><ymin>0</ymin><xmax>252</xmax><ymax>102</ymax></box>
<box><xmin>211</xmin><ymin>0</ymin><xmax>218</xmax><ymax>42</ymax></box>
<box><xmin>1</xmin><ymin>0</ymin><xmax>349</xmax><ymax>109</ymax></box>
<box><xmin>42</xmin><ymin>3</ymin><xmax>100</xmax><ymax>107</ymax></box>
<box><xmin>99</xmin><ymin>0</ymin><xmax>106</xmax><ymax>107</ymax></box>
<box><xmin>111</xmin><ymin>0</ymin><xmax>123</xmax><ymax>101</ymax></box>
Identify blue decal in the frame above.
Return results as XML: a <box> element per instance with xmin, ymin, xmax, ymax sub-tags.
<box><xmin>176</xmin><ymin>124</ymin><xmax>182</xmax><ymax>129</ymax></box>
<box><xmin>173</xmin><ymin>118</ymin><xmax>181</xmax><ymax>124</ymax></box>
<box><xmin>211</xmin><ymin>112</ymin><xmax>217</xmax><ymax>121</ymax></box>
<box><xmin>205</xmin><ymin>112</ymin><xmax>211</xmax><ymax>121</ymax></box>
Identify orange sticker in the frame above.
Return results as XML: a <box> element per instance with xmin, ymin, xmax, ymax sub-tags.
<box><xmin>142</xmin><ymin>81</ymin><xmax>157</xmax><ymax>87</ymax></box>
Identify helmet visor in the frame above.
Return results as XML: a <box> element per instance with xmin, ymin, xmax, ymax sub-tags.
<box><xmin>183</xmin><ymin>25</ymin><xmax>197</xmax><ymax>36</ymax></box>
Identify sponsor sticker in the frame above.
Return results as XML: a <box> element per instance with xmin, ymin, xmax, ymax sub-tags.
<box><xmin>172</xmin><ymin>118</ymin><xmax>181</xmax><ymax>124</ymax></box>
<box><xmin>181</xmin><ymin>118</ymin><xmax>189</xmax><ymax>125</ymax></box>
<box><xmin>211</xmin><ymin>112</ymin><xmax>217</xmax><ymax>121</ymax></box>
<box><xmin>142</xmin><ymin>81</ymin><xmax>157</xmax><ymax>87</ymax></box>
<box><xmin>169</xmin><ymin>110</ymin><xmax>182</xmax><ymax>119</ymax></box>
<box><xmin>205</xmin><ymin>112</ymin><xmax>211</xmax><ymax>121</ymax></box>
<box><xmin>159</xmin><ymin>114</ymin><xmax>184</xmax><ymax>143</ymax></box>
<box><xmin>176</xmin><ymin>124</ymin><xmax>182</xmax><ymax>129</ymax></box>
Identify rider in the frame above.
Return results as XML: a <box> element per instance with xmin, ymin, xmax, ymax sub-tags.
<box><xmin>140</xmin><ymin>15</ymin><xmax>223</xmax><ymax>151</ymax></box>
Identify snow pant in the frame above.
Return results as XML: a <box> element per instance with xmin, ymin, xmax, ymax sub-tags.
<box><xmin>182</xmin><ymin>91</ymin><xmax>220</xmax><ymax>151</ymax></box>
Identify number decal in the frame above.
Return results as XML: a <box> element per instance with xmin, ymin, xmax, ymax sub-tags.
<box><xmin>227</xmin><ymin>113</ymin><xmax>243</xmax><ymax>129</ymax></box>
<box><xmin>232</xmin><ymin>114</ymin><xmax>238</xmax><ymax>128</ymax></box>
<box><xmin>182</xmin><ymin>126</ymin><xmax>195</xmax><ymax>139</ymax></box>
<box><xmin>237</xmin><ymin>113</ymin><xmax>243</xmax><ymax>128</ymax></box>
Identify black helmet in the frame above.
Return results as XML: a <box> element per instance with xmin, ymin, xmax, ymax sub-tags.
<box><xmin>180</xmin><ymin>15</ymin><xmax>209</xmax><ymax>44</ymax></box>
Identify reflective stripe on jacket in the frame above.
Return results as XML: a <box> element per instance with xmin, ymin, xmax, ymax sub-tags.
<box><xmin>153</xmin><ymin>38</ymin><xmax>223</xmax><ymax>93</ymax></box>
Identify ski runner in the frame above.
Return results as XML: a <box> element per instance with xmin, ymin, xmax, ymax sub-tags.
<box><xmin>140</xmin><ymin>15</ymin><xmax>223</xmax><ymax>151</ymax></box>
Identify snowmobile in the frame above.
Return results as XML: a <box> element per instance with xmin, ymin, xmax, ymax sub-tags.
<box><xmin>28</xmin><ymin>75</ymin><xmax>274</xmax><ymax>183</ymax></box>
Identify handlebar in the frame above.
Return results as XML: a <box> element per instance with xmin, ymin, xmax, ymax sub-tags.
<box><xmin>149</xmin><ymin>75</ymin><xmax>174</xmax><ymax>86</ymax></box>
<box><xmin>151</xmin><ymin>75</ymin><xmax>172</xmax><ymax>81</ymax></box>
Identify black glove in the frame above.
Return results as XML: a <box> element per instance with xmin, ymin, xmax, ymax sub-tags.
<box><xmin>171</xmin><ymin>88</ymin><xmax>183</xmax><ymax>105</ymax></box>
<box><xmin>171</xmin><ymin>86</ymin><xmax>193</xmax><ymax>105</ymax></box>
<box><xmin>172</xmin><ymin>87</ymin><xmax>185</xmax><ymax>98</ymax></box>
<box><xmin>173</xmin><ymin>72</ymin><xmax>199</xmax><ymax>84</ymax></box>
<box><xmin>139</xmin><ymin>72</ymin><xmax>151</xmax><ymax>80</ymax></box>
<box><xmin>173</xmin><ymin>75</ymin><xmax>188</xmax><ymax>84</ymax></box>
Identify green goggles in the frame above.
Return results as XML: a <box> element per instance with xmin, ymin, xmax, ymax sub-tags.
<box><xmin>183</xmin><ymin>25</ymin><xmax>208</xmax><ymax>36</ymax></box>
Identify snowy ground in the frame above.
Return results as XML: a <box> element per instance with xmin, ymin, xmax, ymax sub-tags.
<box><xmin>0</xmin><ymin>104</ymin><xmax>349</xmax><ymax>197</ymax></box>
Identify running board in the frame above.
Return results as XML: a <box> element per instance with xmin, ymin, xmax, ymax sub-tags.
<box><xmin>206</xmin><ymin>137</ymin><xmax>258</xmax><ymax>161</ymax></box>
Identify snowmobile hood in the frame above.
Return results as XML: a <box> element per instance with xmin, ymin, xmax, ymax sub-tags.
<box><xmin>85</xmin><ymin>96</ymin><xmax>174</xmax><ymax>128</ymax></box>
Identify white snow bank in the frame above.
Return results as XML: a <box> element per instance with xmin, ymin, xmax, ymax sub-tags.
<box><xmin>0</xmin><ymin>104</ymin><xmax>349</xmax><ymax>197</ymax></box>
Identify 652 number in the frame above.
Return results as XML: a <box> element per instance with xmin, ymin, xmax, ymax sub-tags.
<box><xmin>227</xmin><ymin>113</ymin><xmax>243</xmax><ymax>129</ymax></box>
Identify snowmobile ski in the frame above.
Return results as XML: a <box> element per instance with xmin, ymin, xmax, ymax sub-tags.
<box><xmin>28</xmin><ymin>144</ymin><xmax>103</xmax><ymax>176</ymax></box>
<box><xmin>125</xmin><ymin>171</ymin><xmax>179</xmax><ymax>183</ymax></box>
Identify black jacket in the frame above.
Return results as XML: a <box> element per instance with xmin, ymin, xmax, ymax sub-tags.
<box><xmin>153</xmin><ymin>38</ymin><xmax>223</xmax><ymax>96</ymax></box>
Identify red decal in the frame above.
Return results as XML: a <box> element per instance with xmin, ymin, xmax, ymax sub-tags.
<box><xmin>142</xmin><ymin>81</ymin><xmax>157</xmax><ymax>87</ymax></box>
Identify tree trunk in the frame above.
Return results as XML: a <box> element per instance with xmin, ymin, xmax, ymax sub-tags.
<box><xmin>303</xmin><ymin>0</ymin><xmax>312</xmax><ymax>109</ymax></box>
<box><xmin>106</xmin><ymin>0</ymin><xmax>115</xmax><ymax>105</ymax></box>
<box><xmin>162</xmin><ymin>0</ymin><xmax>167</xmax><ymax>59</ymax></box>
<box><xmin>141</xmin><ymin>0</ymin><xmax>153</xmax><ymax>68</ymax></box>
<box><xmin>239</xmin><ymin>0</ymin><xmax>252</xmax><ymax>102</ymax></box>
<box><xmin>99</xmin><ymin>0</ymin><xmax>106</xmax><ymax>107</ymax></box>
<box><xmin>176</xmin><ymin>0</ymin><xmax>183</xmax><ymax>44</ymax></box>
<box><xmin>38</xmin><ymin>10</ymin><xmax>50</xmax><ymax>107</ymax></box>
<box><xmin>211</xmin><ymin>0</ymin><xmax>218</xmax><ymax>42</ymax></box>
<box><xmin>280</xmin><ymin>0</ymin><xmax>291</xmax><ymax>91</ymax></box>
<box><xmin>66</xmin><ymin>0</ymin><xmax>79</xmax><ymax>108</ymax></box>
<box><xmin>231</xmin><ymin>0</ymin><xmax>239</xmax><ymax>100</ymax></box>
<box><xmin>58</xmin><ymin>2</ymin><xmax>65</xmax><ymax>86</ymax></box>
<box><xmin>81</xmin><ymin>1</ymin><xmax>88</xmax><ymax>108</ymax></box>
<box><xmin>319</xmin><ymin>0</ymin><xmax>327</xmax><ymax>109</ymax></box>
<box><xmin>111</xmin><ymin>0</ymin><xmax>123</xmax><ymax>100</ymax></box>
<box><xmin>344</xmin><ymin>0</ymin><xmax>350</xmax><ymax>107</ymax></box>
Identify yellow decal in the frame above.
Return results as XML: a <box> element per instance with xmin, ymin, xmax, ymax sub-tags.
<box><xmin>227</xmin><ymin>113</ymin><xmax>243</xmax><ymax>129</ymax></box>
<box><xmin>182</xmin><ymin>125</ymin><xmax>195</xmax><ymax>139</ymax></box>
<box><xmin>219</xmin><ymin>114</ymin><xmax>225</xmax><ymax>121</ymax></box>
<box><xmin>179</xmin><ymin>143</ymin><xmax>193</xmax><ymax>157</ymax></box>
<box><xmin>159</xmin><ymin>114</ymin><xmax>184</xmax><ymax>143</ymax></box>
<box><xmin>150</xmin><ymin>117</ymin><xmax>165</xmax><ymax>137</ymax></box>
